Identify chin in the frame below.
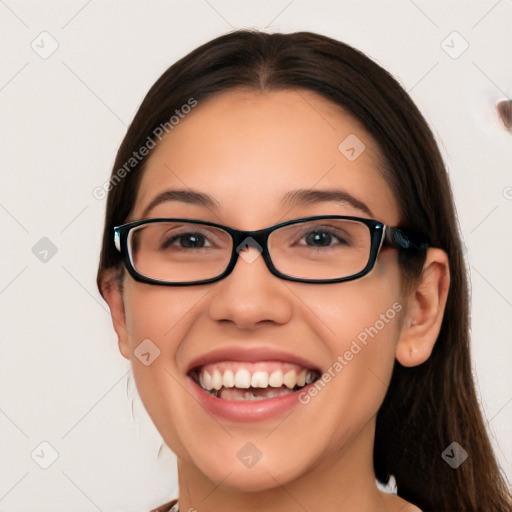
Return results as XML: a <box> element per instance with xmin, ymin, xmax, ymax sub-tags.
<box><xmin>195</xmin><ymin>455</ymin><xmax>303</xmax><ymax>493</ymax></box>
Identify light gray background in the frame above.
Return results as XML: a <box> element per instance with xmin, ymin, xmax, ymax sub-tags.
<box><xmin>0</xmin><ymin>1</ymin><xmax>511</xmax><ymax>511</ymax></box>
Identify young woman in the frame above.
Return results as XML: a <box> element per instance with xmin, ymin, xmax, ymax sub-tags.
<box><xmin>96</xmin><ymin>30</ymin><xmax>511</xmax><ymax>512</ymax></box>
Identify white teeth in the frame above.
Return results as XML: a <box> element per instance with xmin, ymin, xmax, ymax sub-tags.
<box><xmin>268</xmin><ymin>370</ymin><xmax>283</xmax><ymax>387</ymax></box>
<box><xmin>283</xmin><ymin>370</ymin><xmax>296</xmax><ymax>389</ymax></box>
<box><xmin>212</xmin><ymin>369</ymin><xmax>223</xmax><ymax>390</ymax></box>
<box><xmin>234</xmin><ymin>369</ymin><xmax>251</xmax><ymax>389</ymax></box>
<box><xmin>204</xmin><ymin>371</ymin><xmax>212</xmax><ymax>389</ymax></box>
<box><xmin>251</xmin><ymin>371</ymin><xmax>269</xmax><ymax>388</ymax></box>
<box><xmin>195</xmin><ymin>365</ymin><xmax>318</xmax><ymax>393</ymax></box>
<box><xmin>223</xmin><ymin>369</ymin><xmax>235</xmax><ymax>388</ymax></box>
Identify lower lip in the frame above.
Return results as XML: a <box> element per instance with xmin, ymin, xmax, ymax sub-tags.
<box><xmin>187</xmin><ymin>376</ymin><xmax>312</xmax><ymax>423</ymax></box>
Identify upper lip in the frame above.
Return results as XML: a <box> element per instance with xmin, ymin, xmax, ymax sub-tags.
<box><xmin>185</xmin><ymin>345</ymin><xmax>322</xmax><ymax>374</ymax></box>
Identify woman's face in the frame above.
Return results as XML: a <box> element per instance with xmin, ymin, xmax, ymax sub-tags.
<box><xmin>116</xmin><ymin>88</ymin><xmax>406</xmax><ymax>491</ymax></box>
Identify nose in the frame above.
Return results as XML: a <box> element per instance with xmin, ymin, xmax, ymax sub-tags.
<box><xmin>207</xmin><ymin>244</ymin><xmax>294</xmax><ymax>330</ymax></box>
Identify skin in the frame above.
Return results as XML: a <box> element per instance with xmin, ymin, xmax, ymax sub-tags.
<box><xmin>102</xmin><ymin>88</ymin><xmax>450</xmax><ymax>512</ymax></box>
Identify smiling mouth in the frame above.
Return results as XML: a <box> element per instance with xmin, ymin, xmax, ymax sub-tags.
<box><xmin>189</xmin><ymin>361</ymin><xmax>321</xmax><ymax>401</ymax></box>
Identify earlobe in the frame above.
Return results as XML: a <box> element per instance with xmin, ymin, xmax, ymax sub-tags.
<box><xmin>100</xmin><ymin>269</ymin><xmax>131</xmax><ymax>360</ymax></box>
<box><xmin>395</xmin><ymin>248</ymin><xmax>450</xmax><ymax>368</ymax></box>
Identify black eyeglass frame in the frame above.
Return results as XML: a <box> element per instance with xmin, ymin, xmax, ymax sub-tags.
<box><xmin>113</xmin><ymin>215</ymin><xmax>429</xmax><ymax>286</ymax></box>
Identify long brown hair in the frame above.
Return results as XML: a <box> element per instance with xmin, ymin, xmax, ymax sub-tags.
<box><xmin>96</xmin><ymin>29</ymin><xmax>511</xmax><ymax>511</ymax></box>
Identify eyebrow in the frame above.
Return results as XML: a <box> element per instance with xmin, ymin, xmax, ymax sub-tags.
<box><xmin>141</xmin><ymin>190</ymin><xmax>220</xmax><ymax>218</ymax></box>
<box><xmin>141</xmin><ymin>188</ymin><xmax>373</xmax><ymax>218</ymax></box>
<box><xmin>281</xmin><ymin>189</ymin><xmax>373</xmax><ymax>216</ymax></box>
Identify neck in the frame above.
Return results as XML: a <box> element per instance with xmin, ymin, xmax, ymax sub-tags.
<box><xmin>175</xmin><ymin>419</ymin><xmax>391</xmax><ymax>512</ymax></box>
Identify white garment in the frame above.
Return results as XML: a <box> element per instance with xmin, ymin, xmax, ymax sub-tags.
<box><xmin>376</xmin><ymin>474</ymin><xmax>398</xmax><ymax>494</ymax></box>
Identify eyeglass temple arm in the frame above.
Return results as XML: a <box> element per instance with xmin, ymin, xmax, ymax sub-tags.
<box><xmin>114</xmin><ymin>230</ymin><xmax>121</xmax><ymax>252</ymax></box>
<box><xmin>383</xmin><ymin>226</ymin><xmax>429</xmax><ymax>254</ymax></box>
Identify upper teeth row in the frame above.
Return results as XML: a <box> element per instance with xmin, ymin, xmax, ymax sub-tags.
<box><xmin>198</xmin><ymin>368</ymin><xmax>317</xmax><ymax>391</ymax></box>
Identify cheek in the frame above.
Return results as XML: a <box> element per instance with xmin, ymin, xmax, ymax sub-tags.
<box><xmin>306</xmin><ymin>283</ymin><xmax>402</xmax><ymax>387</ymax></box>
<box><xmin>306</xmin><ymin>250</ymin><xmax>403</xmax><ymax>346</ymax></box>
<box><xmin>123</xmin><ymin>282</ymin><xmax>202</xmax><ymax>344</ymax></box>
<box><xmin>121</xmin><ymin>283</ymin><xmax>205</xmax><ymax>459</ymax></box>
<box><xmin>300</xmin><ymin>252</ymin><xmax>404</xmax><ymax>408</ymax></box>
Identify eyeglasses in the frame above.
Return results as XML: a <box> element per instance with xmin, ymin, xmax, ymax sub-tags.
<box><xmin>113</xmin><ymin>215</ymin><xmax>429</xmax><ymax>286</ymax></box>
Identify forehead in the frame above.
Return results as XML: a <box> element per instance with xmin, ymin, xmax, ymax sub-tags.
<box><xmin>133</xmin><ymin>88</ymin><xmax>399</xmax><ymax>226</ymax></box>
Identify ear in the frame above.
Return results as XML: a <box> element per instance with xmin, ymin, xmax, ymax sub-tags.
<box><xmin>100</xmin><ymin>269</ymin><xmax>131</xmax><ymax>360</ymax></box>
<box><xmin>395</xmin><ymin>248</ymin><xmax>450</xmax><ymax>367</ymax></box>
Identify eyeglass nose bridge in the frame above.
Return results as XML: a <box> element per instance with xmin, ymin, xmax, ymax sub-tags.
<box><xmin>236</xmin><ymin>235</ymin><xmax>263</xmax><ymax>256</ymax></box>
<box><xmin>229</xmin><ymin>227</ymin><xmax>273</xmax><ymax>268</ymax></box>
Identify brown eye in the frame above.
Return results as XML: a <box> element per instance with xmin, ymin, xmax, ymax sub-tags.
<box><xmin>161</xmin><ymin>231</ymin><xmax>209</xmax><ymax>250</ymax></box>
